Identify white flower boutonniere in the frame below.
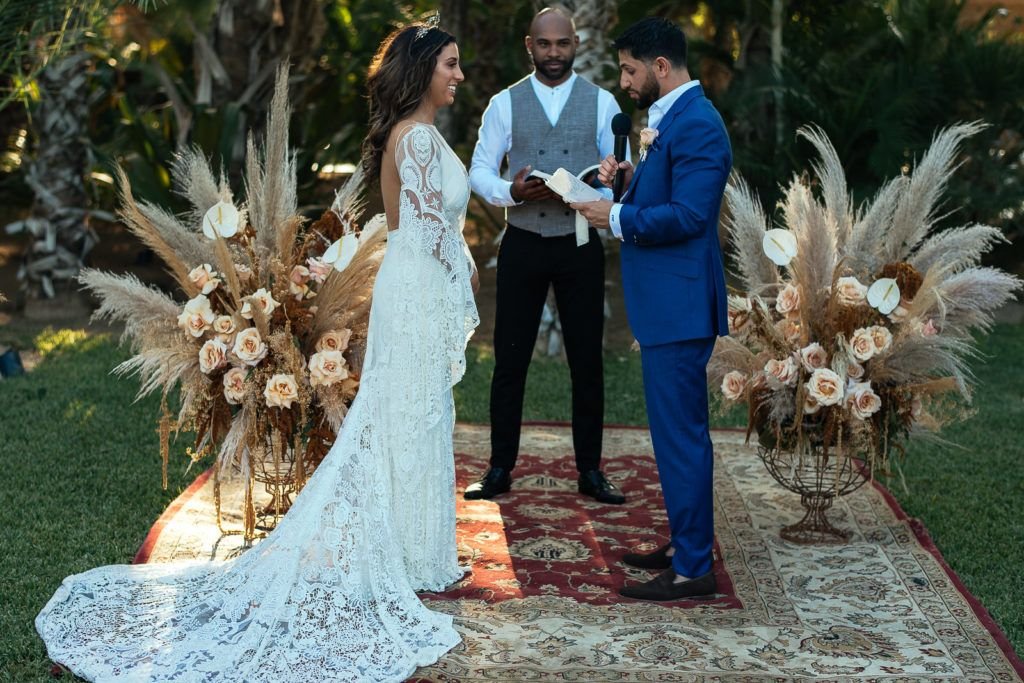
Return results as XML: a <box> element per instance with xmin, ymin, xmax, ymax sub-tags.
<box><xmin>638</xmin><ymin>127</ymin><xmax>659</xmax><ymax>162</ymax></box>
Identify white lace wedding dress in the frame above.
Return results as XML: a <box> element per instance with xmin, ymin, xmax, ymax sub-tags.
<box><xmin>35</xmin><ymin>123</ymin><xmax>479</xmax><ymax>682</ymax></box>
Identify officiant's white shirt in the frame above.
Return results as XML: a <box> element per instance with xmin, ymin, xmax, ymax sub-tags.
<box><xmin>470</xmin><ymin>72</ymin><xmax>625</xmax><ymax>207</ymax></box>
<box><xmin>609</xmin><ymin>79</ymin><xmax>701</xmax><ymax>239</ymax></box>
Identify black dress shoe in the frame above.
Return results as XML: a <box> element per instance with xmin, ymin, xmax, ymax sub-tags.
<box><xmin>578</xmin><ymin>470</ymin><xmax>626</xmax><ymax>505</ymax></box>
<box><xmin>619</xmin><ymin>568</ymin><xmax>716</xmax><ymax>601</ymax></box>
<box><xmin>464</xmin><ymin>467</ymin><xmax>512</xmax><ymax>500</ymax></box>
<box><xmin>622</xmin><ymin>543</ymin><xmax>673</xmax><ymax>570</ymax></box>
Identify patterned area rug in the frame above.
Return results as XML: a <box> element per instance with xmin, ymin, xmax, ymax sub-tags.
<box><xmin>137</xmin><ymin>424</ymin><xmax>1023</xmax><ymax>681</ymax></box>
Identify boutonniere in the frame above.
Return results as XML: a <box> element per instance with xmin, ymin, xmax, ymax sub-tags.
<box><xmin>638</xmin><ymin>127</ymin><xmax>659</xmax><ymax>162</ymax></box>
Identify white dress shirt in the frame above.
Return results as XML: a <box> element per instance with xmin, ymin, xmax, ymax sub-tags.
<box><xmin>609</xmin><ymin>79</ymin><xmax>702</xmax><ymax>239</ymax></box>
<box><xmin>469</xmin><ymin>72</ymin><xmax>625</xmax><ymax>206</ymax></box>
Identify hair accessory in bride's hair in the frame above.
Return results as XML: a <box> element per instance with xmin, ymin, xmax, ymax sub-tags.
<box><xmin>414</xmin><ymin>11</ymin><xmax>441</xmax><ymax>40</ymax></box>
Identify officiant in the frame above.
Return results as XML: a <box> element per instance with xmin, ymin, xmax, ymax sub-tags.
<box><xmin>466</xmin><ymin>6</ymin><xmax>628</xmax><ymax>504</ymax></box>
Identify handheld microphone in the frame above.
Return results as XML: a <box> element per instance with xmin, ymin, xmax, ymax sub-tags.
<box><xmin>611</xmin><ymin>113</ymin><xmax>632</xmax><ymax>201</ymax></box>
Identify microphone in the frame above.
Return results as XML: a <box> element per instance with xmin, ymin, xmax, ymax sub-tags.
<box><xmin>611</xmin><ymin>113</ymin><xmax>632</xmax><ymax>201</ymax></box>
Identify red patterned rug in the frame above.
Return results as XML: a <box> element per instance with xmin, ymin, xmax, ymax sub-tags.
<box><xmin>137</xmin><ymin>424</ymin><xmax>1024</xmax><ymax>681</ymax></box>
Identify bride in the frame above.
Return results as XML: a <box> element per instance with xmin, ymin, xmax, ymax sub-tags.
<box><xmin>35</xmin><ymin>22</ymin><xmax>477</xmax><ymax>683</ymax></box>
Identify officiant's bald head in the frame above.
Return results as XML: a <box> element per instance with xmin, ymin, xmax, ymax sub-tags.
<box><xmin>529</xmin><ymin>7</ymin><xmax>576</xmax><ymax>36</ymax></box>
<box><xmin>526</xmin><ymin>7</ymin><xmax>578</xmax><ymax>86</ymax></box>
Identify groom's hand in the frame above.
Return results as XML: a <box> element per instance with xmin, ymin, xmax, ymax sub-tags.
<box><xmin>510</xmin><ymin>166</ymin><xmax>558</xmax><ymax>203</ymax></box>
<box><xmin>569</xmin><ymin>199</ymin><xmax>613</xmax><ymax>229</ymax></box>
<box><xmin>597</xmin><ymin>154</ymin><xmax>633</xmax><ymax>190</ymax></box>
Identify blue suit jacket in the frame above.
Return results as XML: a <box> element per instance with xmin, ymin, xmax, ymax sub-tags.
<box><xmin>618</xmin><ymin>85</ymin><xmax>731</xmax><ymax>347</ymax></box>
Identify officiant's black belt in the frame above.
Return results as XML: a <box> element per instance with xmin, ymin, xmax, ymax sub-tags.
<box><xmin>506</xmin><ymin>223</ymin><xmax>578</xmax><ymax>240</ymax></box>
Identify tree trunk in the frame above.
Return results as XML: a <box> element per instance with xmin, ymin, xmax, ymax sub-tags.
<box><xmin>7</xmin><ymin>50</ymin><xmax>97</xmax><ymax>300</ymax></box>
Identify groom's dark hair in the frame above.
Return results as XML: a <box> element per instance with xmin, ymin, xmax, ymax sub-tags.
<box><xmin>612</xmin><ymin>17</ymin><xmax>687</xmax><ymax>68</ymax></box>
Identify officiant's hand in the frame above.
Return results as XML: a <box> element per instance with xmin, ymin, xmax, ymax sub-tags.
<box><xmin>597</xmin><ymin>154</ymin><xmax>633</xmax><ymax>190</ymax></box>
<box><xmin>510</xmin><ymin>166</ymin><xmax>558</xmax><ymax>203</ymax></box>
<box><xmin>569</xmin><ymin>199</ymin><xmax>613</xmax><ymax>229</ymax></box>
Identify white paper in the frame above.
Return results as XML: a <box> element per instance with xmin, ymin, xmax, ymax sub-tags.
<box><xmin>543</xmin><ymin>168</ymin><xmax>605</xmax><ymax>246</ymax></box>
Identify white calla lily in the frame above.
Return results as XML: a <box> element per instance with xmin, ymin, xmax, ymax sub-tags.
<box><xmin>322</xmin><ymin>233</ymin><xmax>359</xmax><ymax>273</ymax></box>
<box><xmin>867</xmin><ymin>278</ymin><xmax>901</xmax><ymax>314</ymax></box>
<box><xmin>762</xmin><ymin>229</ymin><xmax>798</xmax><ymax>266</ymax></box>
<box><xmin>202</xmin><ymin>200</ymin><xmax>240</xmax><ymax>239</ymax></box>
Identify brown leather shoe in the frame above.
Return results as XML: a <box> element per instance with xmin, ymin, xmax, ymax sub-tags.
<box><xmin>618</xmin><ymin>568</ymin><xmax>716</xmax><ymax>601</ymax></box>
<box><xmin>622</xmin><ymin>543</ymin><xmax>673</xmax><ymax>570</ymax></box>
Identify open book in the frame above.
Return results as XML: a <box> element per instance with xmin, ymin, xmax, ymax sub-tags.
<box><xmin>527</xmin><ymin>165</ymin><xmax>606</xmax><ymax>246</ymax></box>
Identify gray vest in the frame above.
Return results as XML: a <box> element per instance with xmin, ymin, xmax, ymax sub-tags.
<box><xmin>507</xmin><ymin>75</ymin><xmax>599</xmax><ymax>237</ymax></box>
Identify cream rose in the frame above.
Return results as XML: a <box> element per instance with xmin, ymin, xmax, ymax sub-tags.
<box><xmin>803</xmin><ymin>392</ymin><xmax>822</xmax><ymax>415</ymax></box>
<box><xmin>798</xmin><ymin>342</ymin><xmax>828</xmax><ymax>372</ymax></box>
<box><xmin>846</xmin><ymin>360</ymin><xmax>865</xmax><ymax>381</ymax></box>
<box><xmin>234</xmin><ymin>263</ymin><xmax>253</xmax><ymax>281</ymax></box>
<box><xmin>868</xmin><ymin>325</ymin><xmax>893</xmax><ymax>355</ymax></box>
<box><xmin>177</xmin><ymin>294</ymin><xmax>215</xmax><ymax>338</ymax></box>
<box><xmin>834</xmin><ymin>276</ymin><xmax>868</xmax><ymax>306</ymax></box>
<box><xmin>639</xmin><ymin>127</ymin><xmax>659</xmax><ymax>148</ymax></box>
<box><xmin>850</xmin><ymin>328</ymin><xmax>876</xmax><ymax>362</ymax></box>
<box><xmin>232</xmin><ymin>327</ymin><xmax>268</xmax><ymax>366</ymax></box>
<box><xmin>765</xmin><ymin>357</ymin><xmax>799</xmax><ymax>387</ymax></box>
<box><xmin>720</xmin><ymin>371</ymin><xmax>748</xmax><ymax>401</ymax></box>
<box><xmin>264</xmin><ymin>373</ymin><xmax>299</xmax><ymax>409</ymax></box>
<box><xmin>316</xmin><ymin>329</ymin><xmax>353</xmax><ymax>354</ymax></box>
<box><xmin>212</xmin><ymin>315</ymin><xmax>236</xmax><ymax>341</ymax></box>
<box><xmin>198</xmin><ymin>338</ymin><xmax>228</xmax><ymax>374</ymax></box>
<box><xmin>240</xmin><ymin>287</ymin><xmax>280</xmax><ymax>320</ymax></box>
<box><xmin>806</xmin><ymin>368</ymin><xmax>844</xmax><ymax>406</ymax></box>
<box><xmin>223</xmin><ymin>367</ymin><xmax>247</xmax><ymax>404</ymax></box>
<box><xmin>306</xmin><ymin>257</ymin><xmax>332</xmax><ymax>284</ymax></box>
<box><xmin>309</xmin><ymin>350</ymin><xmax>349</xmax><ymax>388</ymax></box>
<box><xmin>188</xmin><ymin>263</ymin><xmax>221</xmax><ymax>295</ymax></box>
<box><xmin>846</xmin><ymin>381</ymin><xmax>881</xmax><ymax>420</ymax></box>
<box><xmin>775</xmin><ymin>283</ymin><xmax>801</xmax><ymax>319</ymax></box>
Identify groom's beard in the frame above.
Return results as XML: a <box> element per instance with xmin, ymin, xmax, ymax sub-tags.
<box><xmin>633</xmin><ymin>69</ymin><xmax>660</xmax><ymax>110</ymax></box>
<box><xmin>533</xmin><ymin>53</ymin><xmax>575</xmax><ymax>82</ymax></box>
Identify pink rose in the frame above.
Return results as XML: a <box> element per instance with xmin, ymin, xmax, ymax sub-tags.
<box><xmin>198</xmin><ymin>338</ymin><xmax>228</xmax><ymax>374</ymax></box>
<box><xmin>264</xmin><ymin>373</ymin><xmax>299</xmax><ymax>409</ymax></box>
<box><xmin>846</xmin><ymin>381</ymin><xmax>881</xmax><ymax>419</ymax></box>
<box><xmin>240</xmin><ymin>287</ymin><xmax>280</xmax><ymax>320</ymax></box>
<box><xmin>188</xmin><ymin>263</ymin><xmax>220</xmax><ymax>295</ymax></box>
<box><xmin>289</xmin><ymin>265</ymin><xmax>311</xmax><ymax>300</ymax></box>
<box><xmin>765</xmin><ymin>357</ymin><xmax>799</xmax><ymax>387</ymax></box>
<box><xmin>177</xmin><ymin>294</ymin><xmax>215</xmax><ymax>338</ymax></box>
<box><xmin>921</xmin><ymin>319</ymin><xmax>938</xmax><ymax>337</ymax></box>
<box><xmin>834</xmin><ymin>276</ymin><xmax>868</xmax><ymax>306</ymax></box>
<box><xmin>316</xmin><ymin>329</ymin><xmax>353</xmax><ymax>354</ymax></box>
<box><xmin>775</xmin><ymin>283</ymin><xmax>801</xmax><ymax>319</ymax></box>
<box><xmin>720</xmin><ymin>371</ymin><xmax>748</xmax><ymax>401</ymax></box>
<box><xmin>309</xmin><ymin>350</ymin><xmax>349</xmax><ymax>388</ymax></box>
<box><xmin>803</xmin><ymin>393</ymin><xmax>821</xmax><ymax>415</ymax></box>
<box><xmin>799</xmin><ymin>342</ymin><xmax>828</xmax><ymax>372</ymax></box>
<box><xmin>232</xmin><ymin>327</ymin><xmax>268</xmax><ymax>366</ymax></box>
<box><xmin>806</xmin><ymin>368</ymin><xmax>844</xmax><ymax>406</ymax></box>
<box><xmin>306</xmin><ymin>257</ymin><xmax>332</xmax><ymax>284</ymax></box>
<box><xmin>868</xmin><ymin>325</ymin><xmax>893</xmax><ymax>354</ymax></box>
<box><xmin>846</xmin><ymin>361</ymin><xmax>865</xmax><ymax>381</ymax></box>
<box><xmin>850</xmin><ymin>328</ymin><xmax>876</xmax><ymax>362</ymax></box>
<box><xmin>223</xmin><ymin>367</ymin><xmax>247</xmax><ymax>404</ymax></box>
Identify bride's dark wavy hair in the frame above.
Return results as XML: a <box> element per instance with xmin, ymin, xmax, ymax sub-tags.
<box><xmin>361</xmin><ymin>25</ymin><xmax>456</xmax><ymax>182</ymax></box>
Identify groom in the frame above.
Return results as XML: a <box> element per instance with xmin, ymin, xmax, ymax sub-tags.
<box><xmin>571</xmin><ymin>17</ymin><xmax>731</xmax><ymax>601</ymax></box>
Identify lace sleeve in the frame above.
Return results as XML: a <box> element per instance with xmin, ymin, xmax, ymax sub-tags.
<box><xmin>393</xmin><ymin>125</ymin><xmax>478</xmax><ymax>385</ymax></box>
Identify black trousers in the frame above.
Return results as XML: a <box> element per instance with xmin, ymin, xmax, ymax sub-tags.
<box><xmin>489</xmin><ymin>224</ymin><xmax>605</xmax><ymax>472</ymax></box>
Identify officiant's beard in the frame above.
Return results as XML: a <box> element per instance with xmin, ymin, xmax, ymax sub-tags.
<box><xmin>533</xmin><ymin>53</ymin><xmax>575</xmax><ymax>82</ymax></box>
<box><xmin>634</xmin><ymin>69</ymin><xmax>660</xmax><ymax>110</ymax></box>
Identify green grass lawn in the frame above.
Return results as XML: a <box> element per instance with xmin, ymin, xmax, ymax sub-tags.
<box><xmin>1</xmin><ymin>325</ymin><xmax>1021</xmax><ymax>681</ymax></box>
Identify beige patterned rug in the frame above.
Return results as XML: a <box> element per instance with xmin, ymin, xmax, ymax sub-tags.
<box><xmin>137</xmin><ymin>424</ymin><xmax>1023</xmax><ymax>681</ymax></box>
